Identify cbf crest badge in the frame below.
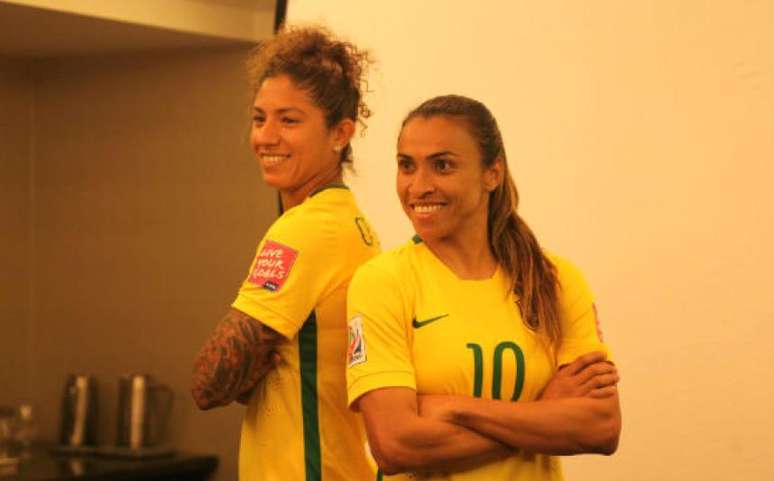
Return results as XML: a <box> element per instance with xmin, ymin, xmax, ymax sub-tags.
<box><xmin>347</xmin><ymin>315</ymin><xmax>367</xmax><ymax>367</ymax></box>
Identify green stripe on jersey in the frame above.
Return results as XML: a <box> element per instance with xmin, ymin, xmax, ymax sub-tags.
<box><xmin>299</xmin><ymin>312</ymin><xmax>321</xmax><ymax>481</ymax></box>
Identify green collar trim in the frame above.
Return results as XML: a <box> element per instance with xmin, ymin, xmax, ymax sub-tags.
<box><xmin>411</xmin><ymin>234</ymin><xmax>423</xmax><ymax>244</ymax></box>
<box><xmin>309</xmin><ymin>183</ymin><xmax>349</xmax><ymax>197</ymax></box>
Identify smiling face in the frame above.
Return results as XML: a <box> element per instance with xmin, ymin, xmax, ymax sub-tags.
<box><xmin>396</xmin><ymin>115</ymin><xmax>503</xmax><ymax>244</ymax></box>
<box><xmin>250</xmin><ymin>74</ymin><xmax>353</xmax><ymax>206</ymax></box>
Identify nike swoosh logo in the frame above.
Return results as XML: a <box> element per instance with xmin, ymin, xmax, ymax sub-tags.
<box><xmin>412</xmin><ymin>314</ymin><xmax>449</xmax><ymax>329</ymax></box>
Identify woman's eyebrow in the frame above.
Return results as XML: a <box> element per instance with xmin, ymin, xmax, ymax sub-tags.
<box><xmin>427</xmin><ymin>151</ymin><xmax>457</xmax><ymax>159</ymax></box>
<box><xmin>252</xmin><ymin>106</ymin><xmax>306</xmax><ymax>115</ymax></box>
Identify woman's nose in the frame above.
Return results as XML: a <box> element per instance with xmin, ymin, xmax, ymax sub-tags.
<box><xmin>253</xmin><ymin>120</ymin><xmax>280</xmax><ymax>146</ymax></box>
<box><xmin>408</xmin><ymin>167</ymin><xmax>435</xmax><ymax>196</ymax></box>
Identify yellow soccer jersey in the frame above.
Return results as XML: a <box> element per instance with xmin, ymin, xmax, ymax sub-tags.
<box><xmin>233</xmin><ymin>185</ymin><xmax>380</xmax><ymax>481</ymax></box>
<box><xmin>346</xmin><ymin>237</ymin><xmax>610</xmax><ymax>481</ymax></box>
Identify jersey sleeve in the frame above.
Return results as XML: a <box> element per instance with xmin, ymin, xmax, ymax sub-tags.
<box><xmin>346</xmin><ymin>262</ymin><xmax>416</xmax><ymax>409</ymax></box>
<box><xmin>553</xmin><ymin>256</ymin><xmax>613</xmax><ymax>366</ymax></box>
<box><xmin>231</xmin><ymin>211</ymin><xmax>340</xmax><ymax>339</ymax></box>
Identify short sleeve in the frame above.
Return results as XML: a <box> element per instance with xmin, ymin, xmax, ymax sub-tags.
<box><xmin>553</xmin><ymin>256</ymin><xmax>612</xmax><ymax>366</ymax></box>
<box><xmin>232</xmin><ymin>212</ymin><xmax>339</xmax><ymax>339</ymax></box>
<box><xmin>346</xmin><ymin>262</ymin><xmax>416</xmax><ymax>409</ymax></box>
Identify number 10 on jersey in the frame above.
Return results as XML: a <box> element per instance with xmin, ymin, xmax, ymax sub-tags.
<box><xmin>466</xmin><ymin>342</ymin><xmax>525</xmax><ymax>401</ymax></box>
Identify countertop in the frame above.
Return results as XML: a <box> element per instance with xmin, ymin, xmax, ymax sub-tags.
<box><xmin>0</xmin><ymin>446</ymin><xmax>217</xmax><ymax>481</ymax></box>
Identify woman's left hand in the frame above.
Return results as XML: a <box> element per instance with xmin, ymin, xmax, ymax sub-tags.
<box><xmin>540</xmin><ymin>351</ymin><xmax>619</xmax><ymax>401</ymax></box>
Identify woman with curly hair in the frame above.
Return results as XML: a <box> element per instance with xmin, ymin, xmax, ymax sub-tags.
<box><xmin>192</xmin><ymin>26</ymin><xmax>379</xmax><ymax>481</ymax></box>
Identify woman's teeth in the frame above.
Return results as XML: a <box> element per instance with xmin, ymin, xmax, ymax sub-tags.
<box><xmin>262</xmin><ymin>154</ymin><xmax>289</xmax><ymax>166</ymax></box>
<box><xmin>414</xmin><ymin>204</ymin><xmax>443</xmax><ymax>213</ymax></box>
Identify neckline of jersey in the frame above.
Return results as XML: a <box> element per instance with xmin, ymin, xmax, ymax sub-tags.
<box><xmin>413</xmin><ymin>236</ymin><xmax>503</xmax><ymax>285</ymax></box>
<box><xmin>279</xmin><ymin>183</ymin><xmax>351</xmax><ymax>218</ymax></box>
<box><xmin>309</xmin><ymin>183</ymin><xmax>349</xmax><ymax>197</ymax></box>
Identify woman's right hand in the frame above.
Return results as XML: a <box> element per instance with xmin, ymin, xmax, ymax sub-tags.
<box><xmin>539</xmin><ymin>351</ymin><xmax>619</xmax><ymax>400</ymax></box>
<box><xmin>235</xmin><ymin>351</ymin><xmax>282</xmax><ymax>405</ymax></box>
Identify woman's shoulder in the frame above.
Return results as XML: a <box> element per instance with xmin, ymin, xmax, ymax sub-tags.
<box><xmin>267</xmin><ymin>191</ymin><xmax>353</xmax><ymax>242</ymax></box>
<box><xmin>348</xmin><ymin>240</ymin><xmax>420</xmax><ymax>309</ymax></box>
<box><xmin>545</xmin><ymin>251</ymin><xmax>584</xmax><ymax>281</ymax></box>
<box><xmin>544</xmin><ymin>251</ymin><xmax>594</xmax><ymax>304</ymax></box>
<box><xmin>354</xmin><ymin>239</ymin><xmax>419</xmax><ymax>279</ymax></box>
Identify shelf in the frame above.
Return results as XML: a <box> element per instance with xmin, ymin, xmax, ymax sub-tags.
<box><xmin>0</xmin><ymin>0</ymin><xmax>276</xmax><ymax>58</ymax></box>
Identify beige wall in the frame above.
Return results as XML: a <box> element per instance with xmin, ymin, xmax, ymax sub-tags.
<box><xmin>0</xmin><ymin>58</ymin><xmax>33</xmax><ymax>405</ymax></box>
<box><xmin>289</xmin><ymin>1</ymin><xmax>774</xmax><ymax>480</ymax></box>
<box><xmin>1</xmin><ymin>47</ymin><xmax>276</xmax><ymax>481</ymax></box>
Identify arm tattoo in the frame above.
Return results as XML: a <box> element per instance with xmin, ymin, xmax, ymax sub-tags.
<box><xmin>192</xmin><ymin>309</ymin><xmax>282</xmax><ymax>410</ymax></box>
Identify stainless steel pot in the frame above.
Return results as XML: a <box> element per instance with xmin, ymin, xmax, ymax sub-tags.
<box><xmin>59</xmin><ymin>374</ymin><xmax>98</xmax><ymax>447</ymax></box>
<box><xmin>115</xmin><ymin>374</ymin><xmax>173</xmax><ymax>449</ymax></box>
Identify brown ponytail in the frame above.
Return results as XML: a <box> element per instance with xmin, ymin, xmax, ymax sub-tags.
<box><xmin>489</xmin><ymin>170</ymin><xmax>561</xmax><ymax>351</ymax></box>
<box><xmin>401</xmin><ymin>95</ymin><xmax>562</xmax><ymax>352</ymax></box>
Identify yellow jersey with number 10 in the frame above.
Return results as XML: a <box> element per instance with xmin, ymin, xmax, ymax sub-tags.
<box><xmin>346</xmin><ymin>237</ymin><xmax>610</xmax><ymax>481</ymax></box>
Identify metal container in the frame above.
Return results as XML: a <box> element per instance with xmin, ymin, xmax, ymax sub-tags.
<box><xmin>115</xmin><ymin>375</ymin><xmax>173</xmax><ymax>449</ymax></box>
<box><xmin>59</xmin><ymin>375</ymin><xmax>98</xmax><ymax>447</ymax></box>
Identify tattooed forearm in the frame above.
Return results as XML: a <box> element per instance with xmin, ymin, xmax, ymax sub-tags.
<box><xmin>192</xmin><ymin>308</ymin><xmax>282</xmax><ymax>410</ymax></box>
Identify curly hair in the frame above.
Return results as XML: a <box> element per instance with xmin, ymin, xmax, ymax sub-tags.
<box><xmin>247</xmin><ymin>25</ymin><xmax>373</xmax><ymax>165</ymax></box>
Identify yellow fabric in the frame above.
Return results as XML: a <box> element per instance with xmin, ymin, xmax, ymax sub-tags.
<box><xmin>233</xmin><ymin>186</ymin><xmax>379</xmax><ymax>481</ymax></box>
<box><xmin>346</xmin><ymin>239</ymin><xmax>610</xmax><ymax>481</ymax></box>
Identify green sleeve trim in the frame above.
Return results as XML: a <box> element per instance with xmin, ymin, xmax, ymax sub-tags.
<box><xmin>299</xmin><ymin>311</ymin><xmax>321</xmax><ymax>481</ymax></box>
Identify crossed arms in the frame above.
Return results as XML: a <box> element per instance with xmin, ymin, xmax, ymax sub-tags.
<box><xmin>191</xmin><ymin>308</ymin><xmax>282</xmax><ymax>410</ymax></box>
<box><xmin>192</xmin><ymin>313</ymin><xmax>621</xmax><ymax>476</ymax></box>
<box><xmin>357</xmin><ymin>351</ymin><xmax>622</xmax><ymax>476</ymax></box>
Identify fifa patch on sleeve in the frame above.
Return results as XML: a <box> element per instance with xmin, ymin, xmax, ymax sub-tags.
<box><xmin>248</xmin><ymin>240</ymin><xmax>298</xmax><ymax>292</ymax></box>
<box><xmin>347</xmin><ymin>315</ymin><xmax>367</xmax><ymax>367</ymax></box>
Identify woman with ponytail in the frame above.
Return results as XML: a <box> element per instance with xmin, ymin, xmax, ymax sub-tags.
<box><xmin>346</xmin><ymin>95</ymin><xmax>621</xmax><ymax>479</ymax></box>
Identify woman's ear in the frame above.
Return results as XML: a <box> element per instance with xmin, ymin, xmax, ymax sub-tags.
<box><xmin>484</xmin><ymin>155</ymin><xmax>505</xmax><ymax>192</ymax></box>
<box><xmin>332</xmin><ymin>118</ymin><xmax>356</xmax><ymax>152</ymax></box>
